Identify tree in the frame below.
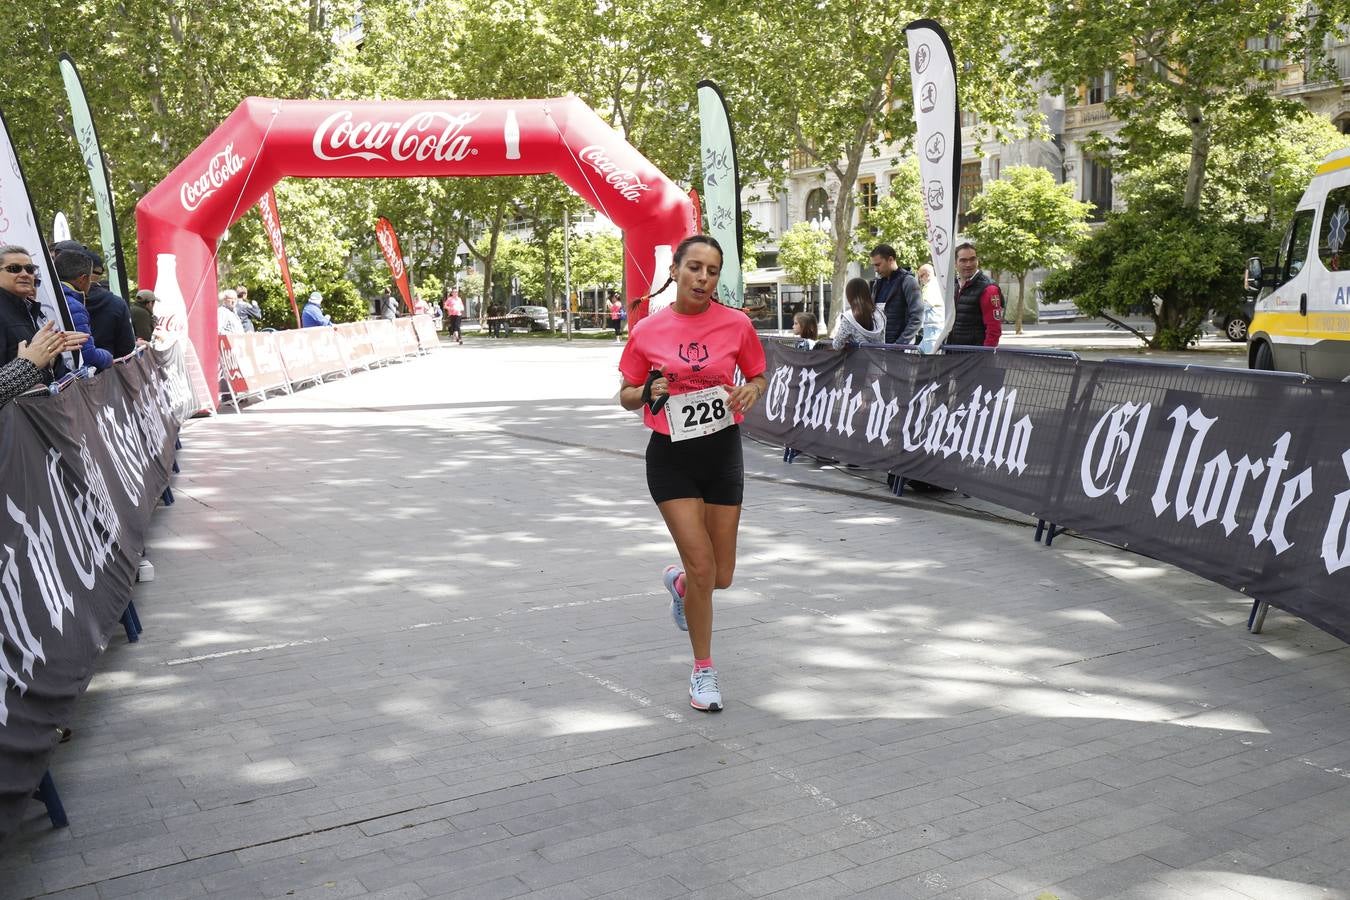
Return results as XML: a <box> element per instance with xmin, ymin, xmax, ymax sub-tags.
<box><xmin>712</xmin><ymin>0</ymin><xmax>1039</xmax><ymax>329</ymax></box>
<box><xmin>855</xmin><ymin>158</ymin><xmax>928</xmax><ymax>271</ymax></box>
<box><xmin>1041</xmin><ymin>196</ymin><xmax>1245</xmax><ymax>349</ymax></box>
<box><xmin>1034</xmin><ymin>0</ymin><xmax>1346</xmax><ymax>211</ymax></box>
<box><xmin>966</xmin><ymin>166</ymin><xmax>1091</xmax><ymax>333</ymax></box>
<box><xmin>778</xmin><ymin>222</ymin><xmax>833</xmax><ymax>316</ymax></box>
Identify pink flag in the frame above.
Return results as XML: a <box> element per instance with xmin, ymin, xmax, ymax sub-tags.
<box><xmin>258</xmin><ymin>189</ymin><xmax>301</xmax><ymax>328</ymax></box>
<box><xmin>375</xmin><ymin>216</ymin><xmax>413</xmax><ymax>314</ymax></box>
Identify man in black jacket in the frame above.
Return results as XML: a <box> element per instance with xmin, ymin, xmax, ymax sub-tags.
<box><xmin>948</xmin><ymin>242</ymin><xmax>1004</xmax><ymax>348</ymax></box>
<box><xmin>85</xmin><ymin>253</ymin><xmax>136</xmax><ymax>359</ymax></box>
<box><xmin>869</xmin><ymin>244</ymin><xmax>922</xmax><ymax>345</ymax></box>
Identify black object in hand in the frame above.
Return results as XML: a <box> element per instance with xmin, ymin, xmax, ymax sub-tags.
<box><xmin>643</xmin><ymin>369</ymin><xmax>668</xmax><ymax>414</ymax></box>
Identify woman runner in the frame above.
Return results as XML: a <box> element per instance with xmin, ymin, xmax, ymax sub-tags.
<box><xmin>617</xmin><ymin>235</ymin><xmax>768</xmax><ymax>711</ymax></box>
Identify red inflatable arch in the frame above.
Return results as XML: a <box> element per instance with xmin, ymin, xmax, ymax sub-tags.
<box><xmin>136</xmin><ymin>96</ymin><xmax>697</xmax><ymax>400</ymax></box>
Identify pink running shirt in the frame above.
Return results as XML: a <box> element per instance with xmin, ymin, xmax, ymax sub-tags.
<box><xmin>618</xmin><ymin>302</ymin><xmax>767</xmax><ymax>435</ymax></box>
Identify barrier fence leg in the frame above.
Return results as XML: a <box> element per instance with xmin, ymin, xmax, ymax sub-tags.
<box><xmin>127</xmin><ymin>599</ymin><xmax>143</xmax><ymax>635</ymax></box>
<box><xmin>1045</xmin><ymin>524</ymin><xmax>1061</xmax><ymax>547</ymax></box>
<box><xmin>161</xmin><ymin>486</ymin><xmax>174</xmax><ymax>506</ymax></box>
<box><xmin>121</xmin><ymin>606</ymin><xmax>139</xmax><ymax>643</ymax></box>
<box><xmin>1248</xmin><ymin>599</ymin><xmax>1270</xmax><ymax>634</ymax></box>
<box><xmin>888</xmin><ymin>474</ymin><xmax>905</xmax><ymax>497</ymax></box>
<box><xmin>34</xmin><ymin>771</ymin><xmax>68</xmax><ymax>829</ymax></box>
<box><xmin>783</xmin><ymin>447</ymin><xmax>799</xmax><ymax>464</ymax></box>
<box><xmin>1034</xmin><ymin>519</ymin><xmax>1046</xmax><ymax>543</ymax></box>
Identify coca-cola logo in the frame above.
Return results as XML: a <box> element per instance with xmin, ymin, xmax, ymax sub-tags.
<box><xmin>180</xmin><ymin>144</ymin><xmax>245</xmax><ymax>212</ymax></box>
<box><xmin>313</xmin><ymin>110</ymin><xmax>480</xmax><ymax>164</ymax></box>
<box><xmin>578</xmin><ymin>145</ymin><xmax>650</xmax><ymax>203</ymax></box>
<box><xmin>376</xmin><ymin>226</ymin><xmax>405</xmax><ymax>279</ymax></box>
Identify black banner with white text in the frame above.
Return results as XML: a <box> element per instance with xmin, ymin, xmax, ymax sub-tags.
<box><xmin>742</xmin><ymin>341</ymin><xmax>1350</xmax><ymax>643</ymax></box>
<box><xmin>0</xmin><ymin>351</ymin><xmax>180</xmax><ymax>838</ymax></box>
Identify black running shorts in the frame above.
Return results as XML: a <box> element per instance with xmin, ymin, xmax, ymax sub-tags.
<box><xmin>645</xmin><ymin>425</ymin><xmax>744</xmax><ymax>506</ymax></box>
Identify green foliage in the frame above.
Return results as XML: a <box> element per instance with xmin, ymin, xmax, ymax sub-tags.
<box><xmin>855</xmin><ymin>159</ymin><xmax>928</xmax><ymax>271</ymax></box>
<box><xmin>966</xmin><ymin>166</ymin><xmax>1091</xmax><ymax>330</ymax></box>
<box><xmin>1033</xmin><ymin>0</ymin><xmax>1347</xmax><ymax>210</ymax></box>
<box><xmin>1042</xmin><ymin>199</ymin><xmax>1245</xmax><ymax>350</ymax></box>
<box><xmin>322</xmin><ymin>280</ymin><xmax>367</xmax><ymax>325</ymax></box>
<box><xmin>778</xmin><ymin>222</ymin><xmax>832</xmax><ymax>288</ymax></box>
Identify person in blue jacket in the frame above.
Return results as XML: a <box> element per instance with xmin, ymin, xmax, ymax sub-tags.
<box><xmin>54</xmin><ymin>249</ymin><xmax>113</xmax><ymax>371</ymax></box>
<box><xmin>301</xmin><ymin>291</ymin><xmax>334</xmax><ymax>327</ymax></box>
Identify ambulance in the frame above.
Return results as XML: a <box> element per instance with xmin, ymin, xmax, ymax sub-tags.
<box><xmin>1246</xmin><ymin>147</ymin><xmax>1350</xmax><ymax>378</ymax></box>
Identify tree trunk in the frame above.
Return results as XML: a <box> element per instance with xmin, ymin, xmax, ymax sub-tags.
<box><xmin>1183</xmin><ymin>103</ymin><xmax>1210</xmax><ymax>210</ymax></box>
<box><xmin>1016</xmin><ymin>272</ymin><xmax>1026</xmax><ymax>335</ymax></box>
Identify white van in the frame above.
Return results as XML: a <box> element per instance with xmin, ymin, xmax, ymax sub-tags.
<box><xmin>1247</xmin><ymin>147</ymin><xmax>1350</xmax><ymax>378</ymax></box>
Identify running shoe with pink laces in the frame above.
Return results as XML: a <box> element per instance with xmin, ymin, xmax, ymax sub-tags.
<box><xmin>663</xmin><ymin>565</ymin><xmax>687</xmax><ymax>631</ymax></box>
<box><xmin>689</xmin><ymin>666</ymin><xmax>722</xmax><ymax>711</ymax></box>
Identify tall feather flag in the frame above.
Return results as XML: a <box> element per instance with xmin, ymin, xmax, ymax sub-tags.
<box><xmin>0</xmin><ymin>106</ymin><xmax>78</xmax><ymax>361</ymax></box>
<box><xmin>904</xmin><ymin>20</ymin><xmax>961</xmax><ymax>348</ymax></box>
<box><xmin>696</xmin><ymin>80</ymin><xmax>744</xmax><ymax>308</ymax></box>
<box><xmin>258</xmin><ymin>190</ymin><xmax>301</xmax><ymax>328</ymax></box>
<box><xmin>375</xmin><ymin>216</ymin><xmax>413</xmax><ymax>314</ymax></box>
<box><xmin>59</xmin><ymin>52</ymin><xmax>131</xmax><ymax>302</ymax></box>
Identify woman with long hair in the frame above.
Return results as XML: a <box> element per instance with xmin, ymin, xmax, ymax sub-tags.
<box><xmin>832</xmin><ymin>277</ymin><xmax>886</xmax><ymax>348</ymax></box>
<box><xmin>617</xmin><ymin>235</ymin><xmax>768</xmax><ymax>711</ymax></box>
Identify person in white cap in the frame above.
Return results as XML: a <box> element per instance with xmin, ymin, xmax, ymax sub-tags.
<box><xmin>301</xmin><ymin>290</ymin><xmax>333</xmax><ymax>327</ymax></box>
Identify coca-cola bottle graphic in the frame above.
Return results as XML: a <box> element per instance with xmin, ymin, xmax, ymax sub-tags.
<box><xmin>152</xmin><ymin>252</ymin><xmax>188</xmax><ymax>339</ymax></box>
<box><xmin>504</xmin><ymin>110</ymin><xmax>521</xmax><ymax>160</ymax></box>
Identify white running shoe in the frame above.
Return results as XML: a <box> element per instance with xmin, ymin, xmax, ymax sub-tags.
<box><xmin>663</xmin><ymin>565</ymin><xmax>688</xmax><ymax>631</ymax></box>
<box><xmin>689</xmin><ymin>667</ymin><xmax>722</xmax><ymax>712</ymax></box>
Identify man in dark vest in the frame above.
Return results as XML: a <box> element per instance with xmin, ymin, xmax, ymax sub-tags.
<box><xmin>948</xmin><ymin>242</ymin><xmax>1003</xmax><ymax>347</ymax></box>
<box><xmin>869</xmin><ymin>243</ymin><xmax>922</xmax><ymax>345</ymax></box>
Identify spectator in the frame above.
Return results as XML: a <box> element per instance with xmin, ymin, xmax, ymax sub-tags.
<box><xmin>412</xmin><ymin>293</ymin><xmax>429</xmax><ymax>316</ymax></box>
<box><xmin>301</xmin><ymin>291</ymin><xmax>333</xmax><ymax>327</ymax></box>
<box><xmin>381</xmin><ymin>291</ymin><xmax>398</xmax><ymax>320</ymax></box>
<box><xmin>916</xmin><ymin>263</ymin><xmax>946</xmax><ymax>354</ymax></box>
<box><xmin>608</xmin><ymin>291</ymin><xmax>623</xmax><ymax>341</ymax></box>
<box><xmin>235</xmin><ymin>285</ymin><xmax>261</xmax><ymax>332</ymax></box>
<box><xmin>869</xmin><ymin>243</ymin><xmax>921</xmax><ymax>345</ymax></box>
<box><xmin>833</xmin><ymin>277</ymin><xmax>886</xmax><ymax>349</ymax></box>
<box><xmin>217</xmin><ymin>288</ymin><xmax>243</xmax><ymax>334</ymax></box>
<box><xmin>131</xmin><ymin>290</ymin><xmax>157</xmax><ymax>342</ymax></box>
<box><xmin>792</xmin><ymin>312</ymin><xmax>818</xmax><ymax>350</ymax></box>
<box><xmin>83</xmin><ymin>251</ymin><xmax>136</xmax><ymax>359</ymax></box>
<box><xmin>55</xmin><ymin>249</ymin><xmax>113</xmax><ymax>371</ymax></box>
<box><xmin>948</xmin><ymin>242</ymin><xmax>1003</xmax><ymax>347</ymax></box>
<box><xmin>0</xmin><ymin>244</ymin><xmax>76</xmax><ymax>379</ymax></box>
<box><xmin>0</xmin><ymin>322</ymin><xmax>88</xmax><ymax>407</ymax></box>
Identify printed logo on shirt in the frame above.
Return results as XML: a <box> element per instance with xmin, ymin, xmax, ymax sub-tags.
<box><xmin>678</xmin><ymin>341</ymin><xmax>711</xmax><ymax>372</ymax></box>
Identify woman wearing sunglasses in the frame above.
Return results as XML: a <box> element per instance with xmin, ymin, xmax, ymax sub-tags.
<box><xmin>0</xmin><ymin>245</ymin><xmax>86</xmax><ymax>385</ymax></box>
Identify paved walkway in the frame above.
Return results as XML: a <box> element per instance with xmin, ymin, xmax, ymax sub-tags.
<box><xmin>5</xmin><ymin>340</ymin><xmax>1350</xmax><ymax>899</ymax></box>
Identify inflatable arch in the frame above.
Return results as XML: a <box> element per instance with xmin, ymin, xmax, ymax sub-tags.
<box><xmin>136</xmin><ymin>96</ymin><xmax>698</xmax><ymax>400</ymax></box>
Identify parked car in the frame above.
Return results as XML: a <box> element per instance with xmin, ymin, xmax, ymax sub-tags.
<box><xmin>1210</xmin><ymin>297</ymin><xmax>1254</xmax><ymax>343</ymax></box>
<box><xmin>506</xmin><ymin>305</ymin><xmax>551</xmax><ymax>332</ymax></box>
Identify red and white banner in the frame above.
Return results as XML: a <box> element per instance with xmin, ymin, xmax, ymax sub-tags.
<box><xmin>411</xmin><ymin>314</ymin><xmax>440</xmax><ymax>351</ymax></box>
<box><xmin>375</xmin><ymin>216</ymin><xmax>413</xmax><ymax>315</ymax></box>
<box><xmin>219</xmin><ymin>333</ymin><xmax>288</xmax><ymax>400</ymax></box>
<box><xmin>308</xmin><ymin>325</ymin><xmax>349</xmax><ymax>377</ymax></box>
<box><xmin>366</xmin><ymin>318</ymin><xmax>403</xmax><ymax>362</ymax></box>
<box><xmin>335</xmin><ymin>322</ymin><xmax>378</xmax><ymax>370</ymax></box>
<box><xmin>258</xmin><ymin>189</ymin><xmax>301</xmax><ymax>328</ymax></box>
<box><xmin>394</xmin><ymin>318</ymin><xmax>421</xmax><ymax>357</ymax></box>
<box><xmin>274</xmin><ymin>329</ymin><xmax>322</xmax><ymax>386</ymax></box>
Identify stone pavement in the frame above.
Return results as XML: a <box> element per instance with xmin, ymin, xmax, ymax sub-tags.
<box><xmin>5</xmin><ymin>339</ymin><xmax>1350</xmax><ymax>900</ymax></box>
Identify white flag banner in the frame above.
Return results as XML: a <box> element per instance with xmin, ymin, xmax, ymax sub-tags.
<box><xmin>904</xmin><ymin>20</ymin><xmax>961</xmax><ymax>348</ymax></box>
<box><xmin>0</xmin><ymin>107</ymin><xmax>76</xmax><ymax>337</ymax></box>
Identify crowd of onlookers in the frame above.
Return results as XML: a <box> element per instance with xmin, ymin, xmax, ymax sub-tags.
<box><xmin>792</xmin><ymin>241</ymin><xmax>1004</xmax><ymax>354</ymax></box>
<box><xmin>0</xmin><ymin>239</ymin><xmax>150</xmax><ymax>409</ymax></box>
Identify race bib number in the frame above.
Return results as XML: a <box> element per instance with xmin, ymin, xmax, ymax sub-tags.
<box><xmin>666</xmin><ymin>385</ymin><xmax>733</xmax><ymax>442</ymax></box>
